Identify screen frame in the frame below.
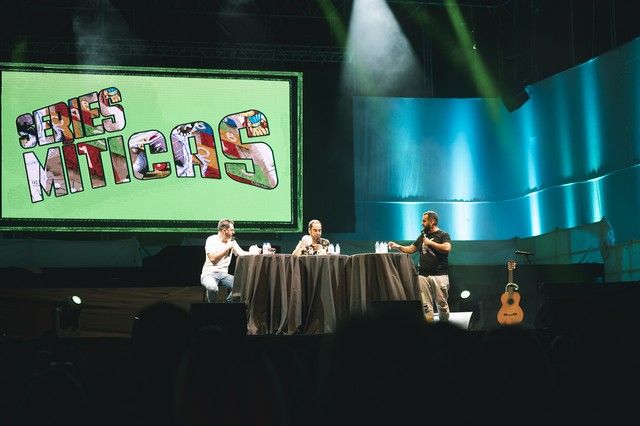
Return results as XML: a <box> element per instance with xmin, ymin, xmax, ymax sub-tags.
<box><xmin>0</xmin><ymin>62</ymin><xmax>303</xmax><ymax>233</ymax></box>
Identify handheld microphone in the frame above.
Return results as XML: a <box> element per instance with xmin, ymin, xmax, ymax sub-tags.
<box><xmin>515</xmin><ymin>250</ymin><xmax>534</xmax><ymax>255</ymax></box>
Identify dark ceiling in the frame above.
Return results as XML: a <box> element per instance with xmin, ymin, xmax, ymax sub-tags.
<box><xmin>2</xmin><ymin>0</ymin><xmax>639</xmax><ymax>98</ymax></box>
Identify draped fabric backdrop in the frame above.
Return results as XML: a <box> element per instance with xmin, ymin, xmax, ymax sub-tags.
<box><xmin>348</xmin><ymin>38</ymin><xmax>640</xmax><ymax>246</ymax></box>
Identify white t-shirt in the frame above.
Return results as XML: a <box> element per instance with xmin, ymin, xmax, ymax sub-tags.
<box><xmin>200</xmin><ymin>234</ymin><xmax>232</xmax><ymax>277</ymax></box>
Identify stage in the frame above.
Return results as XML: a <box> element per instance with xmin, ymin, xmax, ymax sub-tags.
<box><xmin>0</xmin><ymin>259</ymin><xmax>609</xmax><ymax>339</ymax></box>
<box><xmin>0</xmin><ymin>286</ymin><xmax>204</xmax><ymax>339</ymax></box>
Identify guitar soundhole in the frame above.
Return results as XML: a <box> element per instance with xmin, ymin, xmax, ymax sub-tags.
<box><xmin>507</xmin><ymin>298</ymin><xmax>514</xmax><ymax>305</ymax></box>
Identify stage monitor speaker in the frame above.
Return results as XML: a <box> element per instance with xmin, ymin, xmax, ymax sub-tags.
<box><xmin>369</xmin><ymin>300</ymin><xmax>424</xmax><ymax>323</ymax></box>
<box><xmin>432</xmin><ymin>312</ymin><xmax>474</xmax><ymax>330</ymax></box>
<box><xmin>189</xmin><ymin>303</ymin><xmax>247</xmax><ymax>336</ymax></box>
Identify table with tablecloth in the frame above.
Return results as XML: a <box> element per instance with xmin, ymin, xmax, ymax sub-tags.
<box><xmin>233</xmin><ymin>252</ymin><xmax>419</xmax><ymax>334</ymax></box>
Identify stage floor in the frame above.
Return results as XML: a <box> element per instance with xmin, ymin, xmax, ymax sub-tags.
<box><xmin>1</xmin><ymin>286</ymin><xmax>478</xmax><ymax>339</ymax></box>
<box><xmin>0</xmin><ymin>286</ymin><xmax>204</xmax><ymax>339</ymax></box>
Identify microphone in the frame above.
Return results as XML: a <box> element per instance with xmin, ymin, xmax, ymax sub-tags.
<box><xmin>515</xmin><ymin>250</ymin><xmax>534</xmax><ymax>256</ymax></box>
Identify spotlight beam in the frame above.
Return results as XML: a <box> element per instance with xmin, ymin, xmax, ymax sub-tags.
<box><xmin>444</xmin><ymin>0</ymin><xmax>501</xmax><ymax>119</ymax></box>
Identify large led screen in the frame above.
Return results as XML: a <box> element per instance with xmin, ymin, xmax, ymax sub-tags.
<box><xmin>0</xmin><ymin>63</ymin><xmax>302</xmax><ymax>232</ymax></box>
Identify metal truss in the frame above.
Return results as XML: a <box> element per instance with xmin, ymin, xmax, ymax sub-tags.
<box><xmin>2</xmin><ymin>38</ymin><xmax>350</xmax><ymax>65</ymax></box>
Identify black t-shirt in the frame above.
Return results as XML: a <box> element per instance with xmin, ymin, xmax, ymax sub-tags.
<box><xmin>414</xmin><ymin>229</ymin><xmax>451</xmax><ymax>276</ymax></box>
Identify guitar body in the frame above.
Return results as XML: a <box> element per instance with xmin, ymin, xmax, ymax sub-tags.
<box><xmin>497</xmin><ymin>288</ymin><xmax>524</xmax><ymax>325</ymax></box>
<box><xmin>497</xmin><ymin>260</ymin><xmax>524</xmax><ymax>325</ymax></box>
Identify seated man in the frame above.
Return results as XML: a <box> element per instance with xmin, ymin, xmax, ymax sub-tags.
<box><xmin>200</xmin><ymin>219</ymin><xmax>248</xmax><ymax>302</ymax></box>
<box><xmin>292</xmin><ymin>219</ymin><xmax>330</xmax><ymax>256</ymax></box>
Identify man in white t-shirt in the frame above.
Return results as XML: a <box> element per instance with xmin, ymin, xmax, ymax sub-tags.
<box><xmin>200</xmin><ymin>219</ymin><xmax>248</xmax><ymax>302</ymax></box>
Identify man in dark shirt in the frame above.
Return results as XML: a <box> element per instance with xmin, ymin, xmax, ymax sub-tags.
<box><xmin>388</xmin><ymin>210</ymin><xmax>452</xmax><ymax>322</ymax></box>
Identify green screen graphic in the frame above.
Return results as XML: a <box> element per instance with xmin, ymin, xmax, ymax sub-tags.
<box><xmin>1</xmin><ymin>63</ymin><xmax>302</xmax><ymax>232</ymax></box>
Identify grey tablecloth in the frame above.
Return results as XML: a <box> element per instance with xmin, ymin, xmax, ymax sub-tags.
<box><xmin>233</xmin><ymin>253</ymin><xmax>419</xmax><ymax>335</ymax></box>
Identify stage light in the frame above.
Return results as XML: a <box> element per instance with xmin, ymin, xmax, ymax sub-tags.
<box><xmin>54</xmin><ymin>296</ymin><xmax>83</xmax><ymax>332</ymax></box>
<box><xmin>343</xmin><ymin>0</ymin><xmax>422</xmax><ymax>96</ymax></box>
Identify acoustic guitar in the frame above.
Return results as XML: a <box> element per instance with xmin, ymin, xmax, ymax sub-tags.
<box><xmin>497</xmin><ymin>259</ymin><xmax>524</xmax><ymax>325</ymax></box>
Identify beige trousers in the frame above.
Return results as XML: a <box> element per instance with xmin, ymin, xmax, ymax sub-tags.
<box><xmin>418</xmin><ymin>274</ymin><xmax>450</xmax><ymax>321</ymax></box>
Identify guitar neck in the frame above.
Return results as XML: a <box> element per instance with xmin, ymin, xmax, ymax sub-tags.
<box><xmin>507</xmin><ymin>259</ymin><xmax>516</xmax><ymax>284</ymax></box>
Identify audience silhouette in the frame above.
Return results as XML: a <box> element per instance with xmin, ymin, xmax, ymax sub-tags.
<box><xmin>475</xmin><ymin>325</ymin><xmax>559</xmax><ymax>425</ymax></box>
<box><xmin>14</xmin><ymin>362</ymin><xmax>88</xmax><ymax>426</ymax></box>
<box><xmin>5</xmin><ymin>299</ymin><xmax>637</xmax><ymax>426</ymax></box>
<box><xmin>129</xmin><ymin>301</ymin><xmax>193</xmax><ymax>426</ymax></box>
<box><xmin>313</xmin><ymin>309</ymin><xmax>470</xmax><ymax>426</ymax></box>
<box><xmin>174</xmin><ymin>325</ymin><xmax>289</xmax><ymax>426</ymax></box>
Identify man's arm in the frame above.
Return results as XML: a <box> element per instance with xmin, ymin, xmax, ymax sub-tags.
<box><xmin>292</xmin><ymin>240</ymin><xmax>305</xmax><ymax>256</ymax></box>
<box><xmin>206</xmin><ymin>240</ymin><xmax>234</xmax><ymax>264</ymax></box>
<box><xmin>292</xmin><ymin>235</ymin><xmax>312</xmax><ymax>256</ymax></box>
<box><xmin>231</xmin><ymin>240</ymin><xmax>249</xmax><ymax>256</ymax></box>
<box><xmin>387</xmin><ymin>241</ymin><xmax>418</xmax><ymax>254</ymax></box>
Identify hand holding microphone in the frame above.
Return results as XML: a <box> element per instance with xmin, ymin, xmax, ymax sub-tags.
<box><xmin>421</xmin><ymin>232</ymin><xmax>431</xmax><ymax>254</ymax></box>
